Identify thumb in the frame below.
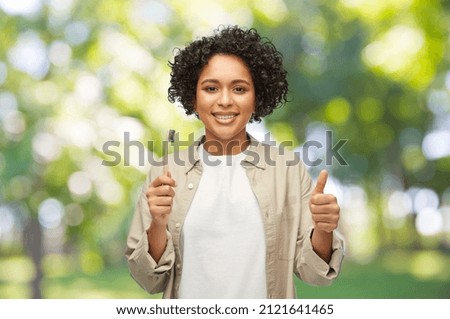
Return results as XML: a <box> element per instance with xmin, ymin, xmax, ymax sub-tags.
<box><xmin>312</xmin><ymin>169</ymin><xmax>328</xmax><ymax>195</ymax></box>
<box><xmin>164</xmin><ymin>169</ymin><xmax>177</xmax><ymax>187</ymax></box>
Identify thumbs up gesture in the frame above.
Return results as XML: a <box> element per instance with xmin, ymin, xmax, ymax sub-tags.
<box><xmin>309</xmin><ymin>170</ymin><xmax>340</xmax><ymax>233</ymax></box>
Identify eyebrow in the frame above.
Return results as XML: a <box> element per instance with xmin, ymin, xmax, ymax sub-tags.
<box><xmin>199</xmin><ymin>79</ymin><xmax>252</xmax><ymax>85</ymax></box>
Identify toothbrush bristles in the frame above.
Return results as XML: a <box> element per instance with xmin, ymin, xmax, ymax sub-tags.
<box><xmin>168</xmin><ymin>129</ymin><xmax>175</xmax><ymax>143</ymax></box>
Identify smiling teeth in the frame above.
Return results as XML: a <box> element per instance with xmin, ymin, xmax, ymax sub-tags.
<box><xmin>216</xmin><ymin>115</ymin><xmax>235</xmax><ymax>120</ymax></box>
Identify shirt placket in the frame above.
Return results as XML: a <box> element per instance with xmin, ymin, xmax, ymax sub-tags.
<box><xmin>244</xmin><ymin>164</ymin><xmax>277</xmax><ymax>298</ymax></box>
<box><xmin>171</xmin><ymin>163</ymin><xmax>203</xmax><ymax>298</ymax></box>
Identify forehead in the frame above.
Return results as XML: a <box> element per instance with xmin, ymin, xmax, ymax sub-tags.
<box><xmin>198</xmin><ymin>54</ymin><xmax>252</xmax><ymax>80</ymax></box>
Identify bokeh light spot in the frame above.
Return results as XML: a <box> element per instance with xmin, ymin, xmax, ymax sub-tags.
<box><xmin>0</xmin><ymin>91</ymin><xmax>18</xmax><ymax>120</ymax></box>
<box><xmin>32</xmin><ymin>132</ymin><xmax>62</xmax><ymax>163</ymax></box>
<box><xmin>401</xmin><ymin>145</ymin><xmax>426</xmax><ymax>172</ymax></box>
<box><xmin>9</xmin><ymin>175</ymin><xmax>33</xmax><ymax>200</ymax></box>
<box><xmin>422</xmin><ymin>130</ymin><xmax>450</xmax><ymax>160</ymax></box>
<box><xmin>367</xmin><ymin>123</ymin><xmax>394</xmax><ymax>149</ymax></box>
<box><xmin>387</xmin><ymin>191</ymin><xmax>412</xmax><ymax>218</ymax></box>
<box><xmin>33</xmin><ymin>81</ymin><xmax>60</xmax><ymax>105</ymax></box>
<box><xmin>129</xmin><ymin>0</ymin><xmax>171</xmax><ymax>25</ymax></box>
<box><xmin>3</xmin><ymin>111</ymin><xmax>26</xmax><ymax>140</ymax></box>
<box><xmin>64</xmin><ymin>203</ymin><xmax>84</xmax><ymax>226</ymax></box>
<box><xmin>0</xmin><ymin>205</ymin><xmax>15</xmax><ymax>237</ymax></box>
<box><xmin>356</xmin><ymin>97</ymin><xmax>383</xmax><ymax>123</ymax></box>
<box><xmin>416</xmin><ymin>207</ymin><xmax>443</xmax><ymax>236</ymax></box>
<box><xmin>410</xmin><ymin>251</ymin><xmax>447</xmax><ymax>280</ymax></box>
<box><xmin>48</xmin><ymin>40</ymin><xmax>72</xmax><ymax>67</ymax></box>
<box><xmin>325</xmin><ymin>97</ymin><xmax>351</xmax><ymax>124</ymax></box>
<box><xmin>413</xmin><ymin>188</ymin><xmax>439</xmax><ymax>213</ymax></box>
<box><xmin>7</xmin><ymin>31</ymin><xmax>49</xmax><ymax>79</ymax></box>
<box><xmin>38</xmin><ymin>198</ymin><xmax>64</xmax><ymax>229</ymax></box>
<box><xmin>80</xmin><ymin>251</ymin><xmax>104</xmax><ymax>275</ymax></box>
<box><xmin>0</xmin><ymin>256</ymin><xmax>35</xmax><ymax>283</ymax></box>
<box><xmin>64</xmin><ymin>21</ymin><xmax>90</xmax><ymax>46</ymax></box>
<box><xmin>42</xmin><ymin>253</ymin><xmax>74</xmax><ymax>278</ymax></box>
<box><xmin>68</xmin><ymin>171</ymin><xmax>93</xmax><ymax>199</ymax></box>
<box><xmin>362</xmin><ymin>24</ymin><xmax>424</xmax><ymax>74</ymax></box>
<box><xmin>0</xmin><ymin>0</ymin><xmax>42</xmax><ymax>16</ymax></box>
<box><xmin>97</xmin><ymin>181</ymin><xmax>124</xmax><ymax>205</ymax></box>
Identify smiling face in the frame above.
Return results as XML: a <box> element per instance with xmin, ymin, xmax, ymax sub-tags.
<box><xmin>194</xmin><ymin>54</ymin><xmax>255</xmax><ymax>155</ymax></box>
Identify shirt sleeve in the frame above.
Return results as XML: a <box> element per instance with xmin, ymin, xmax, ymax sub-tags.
<box><xmin>295</xmin><ymin>227</ymin><xmax>345</xmax><ymax>286</ymax></box>
<box><xmin>125</xmin><ymin>172</ymin><xmax>175</xmax><ymax>294</ymax></box>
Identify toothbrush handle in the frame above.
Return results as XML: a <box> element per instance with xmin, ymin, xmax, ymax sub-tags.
<box><xmin>163</xmin><ymin>141</ymin><xmax>168</xmax><ymax>175</ymax></box>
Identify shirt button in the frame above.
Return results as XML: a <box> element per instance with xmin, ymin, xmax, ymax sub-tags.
<box><xmin>187</xmin><ymin>183</ymin><xmax>194</xmax><ymax>190</ymax></box>
<box><xmin>176</xmin><ymin>264</ymin><xmax>181</xmax><ymax>269</ymax></box>
<box><xmin>175</xmin><ymin>223</ymin><xmax>180</xmax><ymax>229</ymax></box>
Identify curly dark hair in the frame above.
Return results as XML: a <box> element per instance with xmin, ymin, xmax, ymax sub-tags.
<box><xmin>168</xmin><ymin>25</ymin><xmax>288</xmax><ymax>122</ymax></box>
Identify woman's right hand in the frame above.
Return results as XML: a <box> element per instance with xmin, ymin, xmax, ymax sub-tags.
<box><xmin>146</xmin><ymin>171</ymin><xmax>176</xmax><ymax>228</ymax></box>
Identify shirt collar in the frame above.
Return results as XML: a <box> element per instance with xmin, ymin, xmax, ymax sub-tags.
<box><xmin>242</xmin><ymin>133</ymin><xmax>266</xmax><ymax>170</ymax></box>
<box><xmin>183</xmin><ymin>133</ymin><xmax>266</xmax><ymax>173</ymax></box>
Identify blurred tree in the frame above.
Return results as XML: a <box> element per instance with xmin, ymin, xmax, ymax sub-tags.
<box><xmin>256</xmin><ymin>0</ymin><xmax>450</xmax><ymax>250</ymax></box>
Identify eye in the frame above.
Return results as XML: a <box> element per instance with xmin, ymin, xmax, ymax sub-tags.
<box><xmin>234</xmin><ymin>86</ymin><xmax>246</xmax><ymax>93</ymax></box>
<box><xmin>205</xmin><ymin>86</ymin><xmax>218</xmax><ymax>92</ymax></box>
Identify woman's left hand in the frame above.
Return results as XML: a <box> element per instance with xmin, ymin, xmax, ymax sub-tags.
<box><xmin>309</xmin><ymin>170</ymin><xmax>340</xmax><ymax>233</ymax></box>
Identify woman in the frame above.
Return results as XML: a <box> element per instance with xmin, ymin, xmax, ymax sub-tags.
<box><xmin>125</xmin><ymin>25</ymin><xmax>344</xmax><ymax>299</ymax></box>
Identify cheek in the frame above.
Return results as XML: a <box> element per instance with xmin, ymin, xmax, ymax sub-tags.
<box><xmin>195</xmin><ymin>91</ymin><xmax>214</xmax><ymax>106</ymax></box>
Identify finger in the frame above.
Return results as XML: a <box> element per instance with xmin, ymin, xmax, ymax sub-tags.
<box><xmin>310</xmin><ymin>193</ymin><xmax>336</xmax><ymax>205</ymax></box>
<box><xmin>310</xmin><ymin>203</ymin><xmax>340</xmax><ymax>215</ymax></box>
<box><xmin>151</xmin><ymin>185</ymin><xmax>175</xmax><ymax>197</ymax></box>
<box><xmin>312</xmin><ymin>169</ymin><xmax>328</xmax><ymax>195</ymax></box>
<box><xmin>150</xmin><ymin>174</ymin><xmax>177</xmax><ymax>187</ymax></box>
<box><xmin>153</xmin><ymin>196</ymin><xmax>173</xmax><ymax>207</ymax></box>
<box><xmin>310</xmin><ymin>204</ymin><xmax>331</xmax><ymax>214</ymax></box>
<box><xmin>165</xmin><ymin>170</ymin><xmax>177</xmax><ymax>186</ymax></box>
<box><xmin>149</xmin><ymin>200</ymin><xmax>172</xmax><ymax>211</ymax></box>
<box><xmin>311</xmin><ymin>204</ymin><xmax>337</xmax><ymax>214</ymax></box>
<box><xmin>312</xmin><ymin>213</ymin><xmax>339</xmax><ymax>223</ymax></box>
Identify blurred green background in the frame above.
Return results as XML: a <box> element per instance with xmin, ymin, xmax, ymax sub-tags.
<box><xmin>0</xmin><ymin>0</ymin><xmax>449</xmax><ymax>299</ymax></box>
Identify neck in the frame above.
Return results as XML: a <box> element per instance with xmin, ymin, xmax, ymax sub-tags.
<box><xmin>203</xmin><ymin>137</ymin><xmax>250</xmax><ymax>155</ymax></box>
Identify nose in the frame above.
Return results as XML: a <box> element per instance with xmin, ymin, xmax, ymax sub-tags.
<box><xmin>217</xmin><ymin>90</ymin><xmax>233</xmax><ymax>107</ymax></box>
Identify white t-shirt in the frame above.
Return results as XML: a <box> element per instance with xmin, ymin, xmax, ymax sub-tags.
<box><xmin>179</xmin><ymin>145</ymin><xmax>267</xmax><ymax>298</ymax></box>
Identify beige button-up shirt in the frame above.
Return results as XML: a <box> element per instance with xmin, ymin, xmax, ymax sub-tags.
<box><xmin>125</xmin><ymin>134</ymin><xmax>344</xmax><ymax>298</ymax></box>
